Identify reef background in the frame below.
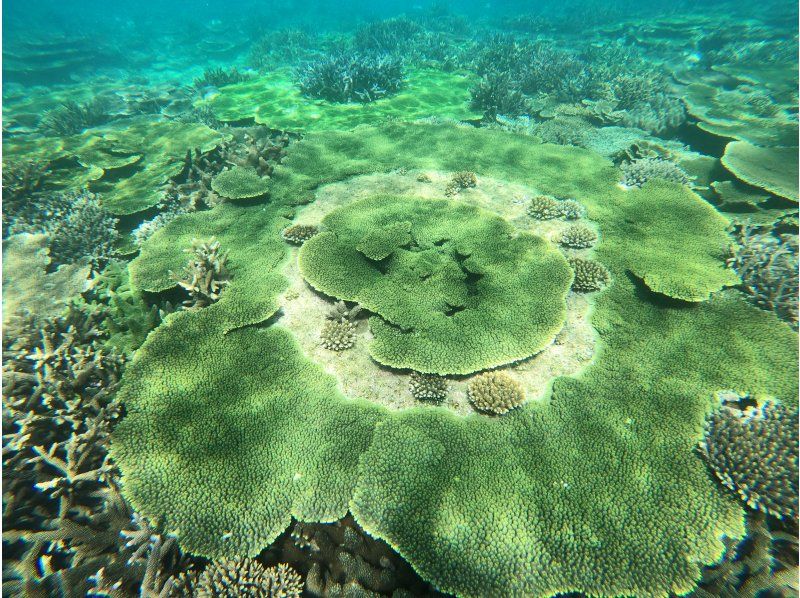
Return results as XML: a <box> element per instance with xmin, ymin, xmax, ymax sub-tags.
<box><xmin>3</xmin><ymin>0</ymin><xmax>798</xmax><ymax>596</ymax></box>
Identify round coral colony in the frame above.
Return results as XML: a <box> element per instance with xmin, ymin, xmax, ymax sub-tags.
<box><xmin>298</xmin><ymin>194</ymin><xmax>573</xmax><ymax>375</ymax></box>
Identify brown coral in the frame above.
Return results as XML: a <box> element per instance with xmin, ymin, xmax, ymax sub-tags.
<box><xmin>281</xmin><ymin>224</ymin><xmax>320</xmax><ymax>245</ymax></box>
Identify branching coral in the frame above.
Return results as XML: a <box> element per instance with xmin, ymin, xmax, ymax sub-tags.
<box><xmin>526</xmin><ymin>195</ymin><xmax>561</xmax><ymax>220</ymax></box>
<box><xmin>1</xmin><ymin>304</ymin><xmax>190</xmax><ymax>597</ymax></box>
<box><xmin>296</xmin><ymin>52</ymin><xmax>404</xmax><ymax>103</ymax></box>
<box><xmin>281</xmin><ymin>224</ymin><xmax>320</xmax><ymax>245</ymax></box>
<box><xmin>320</xmin><ymin>320</ymin><xmax>357</xmax><ymax>351</ymax></box>
<box><xmin>468</xmin><ymin>371</ymin><xmax>525</xmax><ymax>414</ymax></box>
<box><xmin>39</xmin><ymin>97</ymin><xmax>116</xmax><ymax>135</ymax></box>
<box><xmin>557</xmin><ymin>199</ymin><xmax>584</xmax><ymax>220</ymax></box>
<box><xmin>173</xmin><ymin>237</ymin><xmax>230</xmax><ymax>309</ymax></box>
<box><xmin>701</xmin><ymin>396</ymin><xmax>799</xmax><ymax>519</ymax></box>
<box><xmin>47</xmin><ymin>190</ymin><xmax>119</xmax><ymax>267</ymax></box>
<box><xmin>249</xmin><ymin>29</ymin><xmax>315</xmax><ymax>71</ymax></box>
<box><xmin>621</xmin><ymin>157</ymin><xmax>692</xmax><ymax>188</ymax></box>
<box><xmin>1</xmin><ymin>159</ymin><xmax>50</xmax><ymax>232</ymax></box>
<box><xmin>354</xmin><ymin>17</ymin><xmax>424</xmax><ymax>54</ymax></box>
<box><xmin>408</xmin><ymin>372</ymin><xmax>449</xmax><ymax>403</ymax></box>
<box><xmin>727</xmin><ymin>224</ymin><xmax>798</xmax><ymax>327</ymax></box>
<box><xmin>196</xmin><ymin>558</ymin><xmax>302</xmax><ymax>598</ymax></box>
<box><xmin>444</xmin><ymin>170</ymin><xmax>477</xmax><ymax>196</ymax></box>
<box><xmin>558</xmin><ymin>224</ymin><xmax>597</xmax><ymax>248</ymax></box>
<box><xmin>568</xmin><ymin>257</ymin><xmax>610</xmax><ymax>292</ymax></box>
<box><xmin>194</xmin><ymin>67</ymin><xmax>250</xmax><ymax>89</ymax></box>
<box><xmin>469</xmin><ymin>71</ymin><xmax>529</xmax><ymax>118</ymax></box>
<box><xmin>5</xmin><ymin>189</ymin><xmax>118</xmax><ymax>266</ymax></box>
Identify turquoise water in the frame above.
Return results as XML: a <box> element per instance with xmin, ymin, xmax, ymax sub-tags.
<box><xmin>3</xmin><ymin>1</ymin><xmax>798</xmax><ymax>596</ymax></box>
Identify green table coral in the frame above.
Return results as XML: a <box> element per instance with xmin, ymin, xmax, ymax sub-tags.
<box><xmin>721</xmin><ymin>141</ymin><xmax>799</xmax><ymax>203</ymax></box>
<box><xmin>298</xmin><ymin>196</ymin><xmax>572</xmax><ymax>374</ymax></box>
<box><xmin>112</xmin><ymin>122</ymin><xmax>797</xmax><ymax>598</ymax></box>
<box><xmin>205</xmin><ymin>68</ymin><xmax>480</xmax><ymax>132</ymax></box>
<box><xmin>211</xmin><ymin>166</ymin><xmax>270</xmax><ymax>200</ymax></box>
<box><xmin>3</xmin><ymin>115</ymin><xmax>227</xmax><ymax>215</ymax></box>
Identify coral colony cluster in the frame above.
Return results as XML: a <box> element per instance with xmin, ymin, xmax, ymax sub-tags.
<box><xmin>2</xmin><ymin>2</ymin><xmax>798</xmax><ymax>597</ymax></box>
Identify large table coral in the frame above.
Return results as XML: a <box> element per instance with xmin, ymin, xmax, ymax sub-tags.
<box><xmin>298</xmin><ymin>196</ymin><xmax>572</xmax><ymax>374</ymax></box>
<box><xmin>111</xmin><ymin>123</ymin><xmax>797</xmax><ymax>598</ymax></box>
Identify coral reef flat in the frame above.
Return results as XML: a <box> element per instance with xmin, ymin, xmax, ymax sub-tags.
<box><xmin>3</xmin><ymin>1</ymin><xmax>798</xmax><ymax>596</ymax></box>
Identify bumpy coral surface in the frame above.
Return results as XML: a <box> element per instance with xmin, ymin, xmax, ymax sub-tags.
<box><xmin>702</xmin><ymin>399</ymin><xmax>799</xmax><ymax>520</ymax></box>
<box><xmin>467</xmin><ymin>371</ymin><xmax>525</xmax><ymax>414</ymax></box>
<box><xmin>298</xmin><ymin>195</ymin><xmax>572</xmax><ymax>374</ymax></box>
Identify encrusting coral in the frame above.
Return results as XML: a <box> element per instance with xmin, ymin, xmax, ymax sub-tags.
<box><xmin>568</xmin><ymin>257</ymin><xmax>611</xmax><ymax>292</ymax></box>
<box><xmin>173</xmin><ymin>237</ymin><xmax>230</xmax><ymax>309</ymax></box>
<box><xmin>558</xmin><ymin>224</ymin><xmax>598</xmax><ymax>249</ymax></box>
<box><xmin>408</xmin><ymin>372</ymin><xmax>449</xmax><ymax>403</ymax></box>
<box><xmin>468</xmin><ymin>371</ymin><xmax>525</xmax><ymax>414</ymax></box>
<box><xmin>701</xmin><ymin>395</ymin><xmax>799</xmax><ymax>520</ymax></box>
<box><xmin>281</xmin><ymin>224</ymin><xmax>320</xmax><ymax>245</ymax></box>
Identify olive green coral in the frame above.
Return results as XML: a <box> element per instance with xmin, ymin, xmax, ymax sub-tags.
<box><xmin>526</xmin><ymin>195</ymin><xmax>560</xmax><ymax>220</ymax></box>
<box><xmin>298</xmin><ymin>195</ymin><xmax>572</xmax><ymax>375</ymax></box>
<box><xmin>702</xmin><ymin>398</ymin><xmax>798</xmax><ymax>520</ymax></box>
<box><xmin>558</xmin><ymin>224</ymin><xmax>597</xmax><ymax>248</ymax></box>
<box><xmin>467</xmin><ymin>371</ymin><xmax>525</xmax><ymax>414</ymax></box>
<box><xmin>568</xmin><ymin>257</ymin><xmax>611</xmax><ymax>292</ymax></box>
<box><xmin>321</xmin><ymin>320</ymin><xmax>357</xmax><ymax>351</ymax></box>
<box><xmin>211</xmin><ymin>166</ymin><xmax>270</xmax><ymax>200</ymax></box>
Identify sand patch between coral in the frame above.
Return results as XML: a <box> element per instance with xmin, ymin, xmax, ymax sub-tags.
<box><xmin>277</xmin><ymin>170</ymin><xmax>600</xmax><ymax>415</ymax></box>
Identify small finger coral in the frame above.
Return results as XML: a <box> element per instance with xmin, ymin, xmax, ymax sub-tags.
<box><xmin>568</xmin><ymin>257</ymin><xmax>610</xmax><ymax>292</ymax></box>
<box><xmin>408</xmin><ymin>372</ymin><xmax>448</xmax><ymax>403</ymax></box>
<box><xmin>468</xmin><ymin>371</ymin><xmax>525</xmax><ymax>415</ymax></box>
<box><xmin>281</xmin><ymin>224</ymin><xmax>320</xmax><ymax>245</ymax></box>
<box><xmin>321</xmin><ymin>320</ymin><xmax>357</xmax><ymax>351</ymax></box>
<box><xmin>558</xmin><ymin>224</ymin><xmax>597</xmax><ymax>248</ymax></box>
<box><xmin>526</xmin><ymin>195</ymin><xmax>560</xmax><ymax>220</ymax></box>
